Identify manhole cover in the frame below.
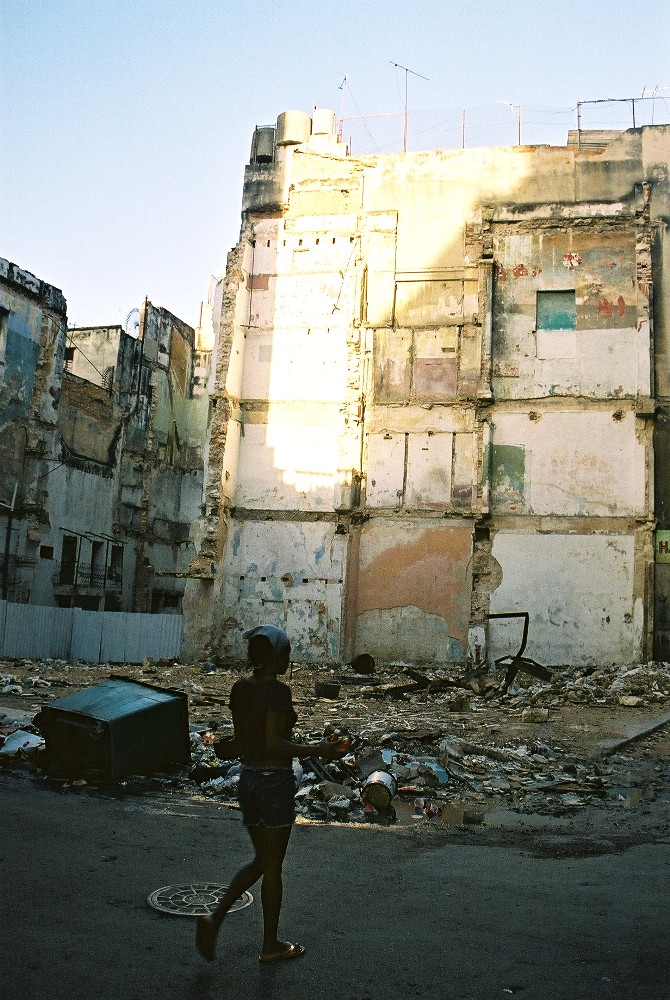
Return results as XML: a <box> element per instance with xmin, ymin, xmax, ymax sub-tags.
<box><xmin>147</xmin><ymin>883</ymin><xmax>253</xmax><ymax>916</ymax></box>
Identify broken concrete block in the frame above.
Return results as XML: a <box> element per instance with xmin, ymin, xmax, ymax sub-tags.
<box><xmin>521</xmin><ymin>707</ymin><xmax>550</xmax><ymax>723</ymax></box>
<box><xmin>315</xmin><ymin>780</ymin><xmax>357</xmax><ymax>802</ymax></box>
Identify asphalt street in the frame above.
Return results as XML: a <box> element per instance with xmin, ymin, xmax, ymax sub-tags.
<box><xmin>2</xmin><ymin>771</ymin><xmax>669</xmax><ymax>1000</ymax></box>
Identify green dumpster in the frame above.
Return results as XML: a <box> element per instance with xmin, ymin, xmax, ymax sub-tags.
<box><xmin>36</xmin><ymin>676</ymin><xmax>190</xmax><ymax>778</ymax></box>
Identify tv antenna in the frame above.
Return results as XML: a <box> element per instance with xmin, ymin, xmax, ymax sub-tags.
<box><xmin>390</xmin><ymin>60</ymin><xmax>429</xmax><ymax>152</ymax></box>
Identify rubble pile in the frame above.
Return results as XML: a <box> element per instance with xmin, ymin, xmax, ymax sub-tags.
<box><xmin>1</xmin><ymin>657</ymin><xmax>669</xmax><ymax>827</ymax></box>
<box><xmin>187</xmin><ymin>722</ymin><xmax>626</xmax><ymax>825</ymax></box>
<box><xmin>344</xmin><ymin>660</ymin><xmax>670</xmax><ymax>711</ymax></box>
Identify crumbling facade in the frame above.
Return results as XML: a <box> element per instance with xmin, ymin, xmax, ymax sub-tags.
<box><xmin>0</xmin><ymin>262</ymin><xmax>210</xmax><ymax>617</ymax></box>
<box><xmin>184</xmin><ymin>112</ymin><xmax>670</xmax><ymax>671</ymax></box>
<box><xmin>0</xmin><ymin>259</ymin><xmax>66</xmax><ymax>603</ymax></box>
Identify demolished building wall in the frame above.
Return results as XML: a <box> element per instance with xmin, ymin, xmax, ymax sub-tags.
<box><xmin>0</xmin><ymin>259</ymin><xmax>66</xmax><ymax>603</ymax></box>
<box><xmin>183</xmin><ymin>118</ymin><xmax>669</xmax><ymax>669</ymax></box>
<box><xmin>0</xmin><ymin>265</ymin><xmax>209</xmax><ymax>618</ymax></box>
<box><xmin>57</xmin><ymin>302</ymin><xmax>209</xmax><ymax>614</ymax></box>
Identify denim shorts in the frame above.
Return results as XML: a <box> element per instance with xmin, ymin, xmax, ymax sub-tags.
<box><xmin>238</xmin><ymin>766</ymin><xmax>296</xmax><ymax>829</ymax></box>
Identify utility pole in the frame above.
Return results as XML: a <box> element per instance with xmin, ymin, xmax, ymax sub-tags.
<box><xmin>499</xmin><ymin>101</ymin><xmax>522</xmax><ymax>145</ymax></box>
<box><xmin>390</xmin><ymin>61</ymin><xmax>429</xmax><ymax>152</ymax></box>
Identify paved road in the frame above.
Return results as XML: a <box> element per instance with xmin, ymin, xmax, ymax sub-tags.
<box><xmin>2</xmin><ymin>772</ymin><xmax>669</xmax><ymax>1000</ymax></box>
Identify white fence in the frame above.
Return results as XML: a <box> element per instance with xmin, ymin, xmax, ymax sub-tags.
<box><xmin>0</xmin><ymin>601</ymin><xmax>183</xmax><ymax>664</ymax></box>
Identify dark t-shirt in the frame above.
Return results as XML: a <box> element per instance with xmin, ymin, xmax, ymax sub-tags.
<box><xmin>229</xmin><ymin>675</ymin><xmax>298</xmax><ymax>765</ymax></box>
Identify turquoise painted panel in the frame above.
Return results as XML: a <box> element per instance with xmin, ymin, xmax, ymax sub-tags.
<box><xmin>489</xmin><ymin>444</ymin><xmax>526</xmax><ymax>511</ymax></box>
<box><xmin>536</xmin><ymin>290</ymin><xmax>576</xmax><ymax>330</ymax></box>
<box><xmin>3</xmin><ymin>329</ymin><xmax>40</xmax><ymax>418</ymax></box>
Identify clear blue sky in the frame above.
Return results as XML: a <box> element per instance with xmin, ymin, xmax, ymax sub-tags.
<box><xmin>2</xmin><ymin>0</ymin><xmax>669</xmax><ymax>330</ymax></box>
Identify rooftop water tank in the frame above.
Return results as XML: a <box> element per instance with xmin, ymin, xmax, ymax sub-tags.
<box><xmin>276</xmin><ymin>110</ymin><xmax>311</xmax><ymax>146</ymax></box>
<box><xmin>250</xmin><ymin>126</ymin><xmax>276</xmax><ymax>163</ymax></box>
<box><xmin>312</xmin><ymin>108</ymin><xmax>335</xmax><ymax>136</ymax></box>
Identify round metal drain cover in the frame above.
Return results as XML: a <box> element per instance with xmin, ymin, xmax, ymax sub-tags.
<box><xmin>147</xmin><ymin>883</ymin><xmax>253</xmax><ymax>916</ymax></box>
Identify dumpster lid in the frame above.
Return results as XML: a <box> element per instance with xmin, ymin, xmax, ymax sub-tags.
<box><xmin>43</xmin><ymin>676</ymin><xmax>186</xmax><ymax>723</ymax></box>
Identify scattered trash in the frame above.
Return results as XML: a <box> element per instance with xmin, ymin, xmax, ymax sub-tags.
<box><xmin>1</xmin><ymin>655</ymin><xmax>669</xmax><ymax>826</ymax></box>
<box><xmin>0</xmin><ymin>730</ymin><xmax>45</xmax><ymax>756</ymax></box>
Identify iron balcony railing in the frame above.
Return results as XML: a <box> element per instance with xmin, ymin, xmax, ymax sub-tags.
<box><xmin>53</xmin><ymin>561</ymin><xmax>122</xmax><ymax>591</ymax></box>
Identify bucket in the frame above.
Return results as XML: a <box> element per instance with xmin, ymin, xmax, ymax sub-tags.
<box><xmin>315</xmin><ymin>680</ymin><xmax>341</xmax><ymax>699</ymax></box>
<box><xmin>361</xmin><ymin>770</ymin><xmax>397</xmax><ymax>811</ymax></box>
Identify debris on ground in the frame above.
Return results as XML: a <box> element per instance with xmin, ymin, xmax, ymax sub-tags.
<box><xmin>0</xmin><ymin>658</ymin><xmax>669</xmax><ymax>829</ymax></box>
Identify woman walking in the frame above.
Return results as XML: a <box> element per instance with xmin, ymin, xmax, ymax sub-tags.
<box><xmin>195</xmin><ymin>624</ymin><xmax>343</xmax><ymax>964</ymax></box>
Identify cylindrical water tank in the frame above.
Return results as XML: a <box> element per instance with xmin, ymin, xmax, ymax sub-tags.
<box><xmin>251</xmin><ymin>126</ymin><xmax>275</xmax><ymax>163</ymax></box>
<box><xmin>276</xmin><ymin>110</ymin><xmax>312</xmax><ymax>146</ymax></box>
<box><xmin>311</xmin><ymin>108</ymin><xmax>335</xmax><ymax>136</ymax></box>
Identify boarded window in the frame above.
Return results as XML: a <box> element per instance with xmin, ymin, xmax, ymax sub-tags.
<box><xmin>536</xmin><ymin>290</ymin><xmax>576</xmax><ymax>330</ymax></box>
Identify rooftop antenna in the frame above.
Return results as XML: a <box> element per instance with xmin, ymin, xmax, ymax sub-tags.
<box><xmin>390</xmin><ymin>60</ymin><xmax>429</xmax><ymax>152</ymax></box>
<box><xmin>338</xmin><ymin>75</ymin><xmax>347</xmax><ymax>141</ymax></box>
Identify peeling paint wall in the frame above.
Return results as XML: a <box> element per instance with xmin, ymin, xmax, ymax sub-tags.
<box><xmin>0</xmin><ymin>269</ymin><xmax>207</xmax><ymax>618</ymax></box>
<box><xmin>492</xmin><ymin>229</ymin><xmax>649</xmax><ymax>400</ymax></box>
<box><xmin>353</xmin><ymin>520</ymin><xmax>473</xmax><ymax>663</ymax></box>
<box><xmin>489</xmin><ymin>532</ymin><xmax>641</xmax><ymax>666</ymax></box>
<box><xmin>65</xmin><ymin>325</ymin><xmax>122</xmax><ymax>387</ymax></box>
<box><xmin>185</xmin><ymin>118</ymin><xmax>670</xmax><ymax>668</ymax></box>
<box><xmin>488</xmin><ymin>410</ymin><xmax>647</xmax><ymax>516</ymax></box>
<box><xmin>217</xmin><ymin>519</ymin><xmax>346</xmax><ymax>663</ymax></box>
<box><xmin>0</xmin><ymin>259</ymin><xmax>66</xmax><ymax>603</ymax></box>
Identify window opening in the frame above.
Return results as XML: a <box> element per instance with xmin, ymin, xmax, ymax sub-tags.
<box><xmin>60</xmin><ymin>535</ymin><xmax>78</xmax><ymax>584</ymax></box>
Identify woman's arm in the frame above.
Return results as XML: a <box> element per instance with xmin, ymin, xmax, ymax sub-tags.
<box><xmin>265</xmin><ymin>711</ymin><xmax>342</xmax><ymax>761</ymax></box>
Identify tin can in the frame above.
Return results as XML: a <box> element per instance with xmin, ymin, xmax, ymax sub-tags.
<box><xmin>361</xmin><ymin>770</ymin><xmax>397</xmax><ymax>811</ymax></box>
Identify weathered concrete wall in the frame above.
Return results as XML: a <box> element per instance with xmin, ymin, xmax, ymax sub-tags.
<box><xmin>186</xmin><ymin>119</ymin><xmax>670</xmax><ymax>668</ymax></box>
<box><xmin>489</xmin><ymin>409</ymin><xmax>648</xmax><ymax>516</ymax></box>
<box><xmin>489</xmin><ymin>532</ymin><xmax>641</xmax><ymax>666</ymax></box>
<box><xmin>0</xmin><ymin>259</ymin><xmax>66</xmax><ymax>603</ymax></box>
<box><xmin>66</xmin><ymin>326</ymin><xmax>122</xmax><ymax>386</ymax></box>
<box><xmin>59</xmin><ymin>374</ymin><xmax>124</xmax><ymax>464</ymax></box>
<box><xmin>353</xmin><ymin>519</ymin><xmax>473</xmax><ymax>664</ymax></box>
<box><xmin>217</xmin><ymin>518</ymin><xmax>346</xmax><ymax>663</ymax></box>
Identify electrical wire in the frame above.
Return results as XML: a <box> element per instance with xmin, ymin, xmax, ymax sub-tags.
<box><xmin>65</xmin><ymin>331</ymin><xmax>107</xmax><ymax>382</ymax></box>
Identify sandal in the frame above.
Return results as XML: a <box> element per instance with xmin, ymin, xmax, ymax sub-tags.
<box><xmin>259</xmin><ymin>942</ymin><xmax>306</xmax><ymax>963</ymax></box>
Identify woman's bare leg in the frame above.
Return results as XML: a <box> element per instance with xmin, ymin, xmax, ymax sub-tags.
<box><xmin>195</xmin><ymin>827</ymin><xmax>264</xmax><ymax>961</ymax></box>
<box><xmin>253</xmin><ymin>824</ymin><xmax>293</xmax><ymax>958</ymax></box>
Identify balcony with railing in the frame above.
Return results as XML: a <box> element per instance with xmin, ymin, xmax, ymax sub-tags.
<box><xmin>53</xmin><ymin>561</ymin><xmax>123</xmax><ymax>591</ymax></box>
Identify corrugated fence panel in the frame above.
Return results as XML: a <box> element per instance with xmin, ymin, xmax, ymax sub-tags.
<box><xmin>2</xmin><ymin>602</ymin><xmax>73</xmax><ymax>659</ymax></box>
<box><xmin>0</xmin><ymin>601</ymin><xmax>183</xmax><ymax>664</ymax></box>
<box><xmin>157</xmin><ymin>614</ymin><xmax>183</xmax><ymax>660</ymax></box>
<box><xmin>118</xmin><ymin>613</ymin><xmax>182</xmax><ymax>663</ymax></box>
<box><xmin>71</xmin><ymin>609</ymin><xmax>105</xmax><ymax>663</ymax></box>
<box><xmin>100</xmin><ymin>613</ymin><xmax>128</xmax><ymax>663</ymax></box>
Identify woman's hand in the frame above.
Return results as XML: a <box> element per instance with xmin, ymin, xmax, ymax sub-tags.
<box><xmin>315</xmin><ymin>738</ymin><xmax>343</xmax><ymax>761</ymax></box>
